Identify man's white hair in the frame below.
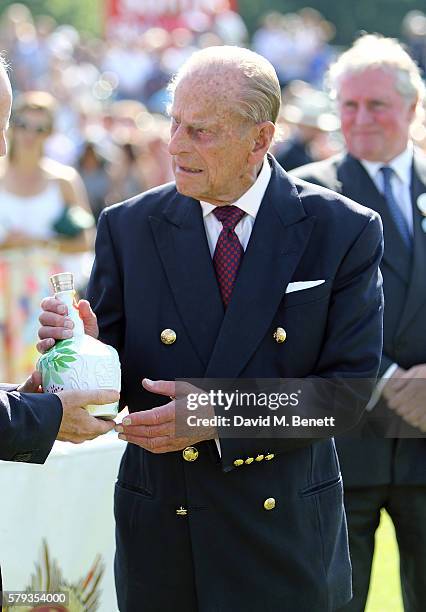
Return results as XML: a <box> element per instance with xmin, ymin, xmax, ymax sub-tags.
<box><xmin>327</xmin><ymin>34</ymin><xmax>425</xmax><ymax>110</ymax></box>
<box><xmin>168</xmin><ymin>46</ymin><xmax>281</xmax><ymax>125</ymax></box>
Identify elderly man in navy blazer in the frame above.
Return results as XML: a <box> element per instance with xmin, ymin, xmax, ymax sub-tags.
<box><xmin>39</xmin><ymin>46</ymin><xmax>384</xmax><ymax>611</ymax></box>
<box><xmin>292</xmin><ymin>34</ymin><xmax>426</xmax><ymax>612</ymax></box>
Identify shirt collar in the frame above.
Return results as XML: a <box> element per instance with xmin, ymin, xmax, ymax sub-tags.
<box><xmin>360</xmin><ymin>142</ymin><xmax>413</xmax><ymax>185</ymax></box>
<box><xmin>200</xmin><ymin>157</ymin><xmax>272</xmax><ymax>219</ymax></box>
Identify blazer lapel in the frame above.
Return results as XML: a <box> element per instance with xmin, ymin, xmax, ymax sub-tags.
<box><xmin>338</xmin><ymin>154</ymin><xmax>411</xmax><ymax>284</ymax></box>
<box><xmin>397</xmin><ymin>153</ymin><xmax>426</xmax><ymax>333</ymax></box>
<box><xmin>205</xmin><ymin>160</ymin><xmax>315</xmax><ymax>378</ymax></box>
<box><xmin>149</xmin><ymin>191</ymin><xmax>224</xmax><ymax>368</ymax></box>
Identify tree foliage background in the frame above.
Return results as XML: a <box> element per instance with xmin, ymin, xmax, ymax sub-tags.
<box><xmin>1</xmin><ymin>0</ymin><xmax>426</xmax><ymax>44</ymax></box>
<box><xmin>0</xmin><ymin>0</ymin><xmax>103</xmax><ymax>37</ymax></box>
<box><xmin>238</xmin><ymin>0</ymin><xmax>426</xmax><ymax>44</ymax></box>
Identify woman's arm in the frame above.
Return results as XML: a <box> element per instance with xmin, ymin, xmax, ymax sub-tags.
<box><xmin>45</xmin><ymin>160</ymin><xmax>95</xmax><ymax>253</ymax></box>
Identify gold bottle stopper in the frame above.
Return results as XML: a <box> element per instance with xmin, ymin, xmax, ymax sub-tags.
<box><xmin>50</xmin><ymin>272</ymin><xmax>74</xmax><ymax>293</ymax></box>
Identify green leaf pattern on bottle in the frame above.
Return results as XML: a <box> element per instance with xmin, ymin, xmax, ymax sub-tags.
<box><xmin>39</xmin><ymin>339</ymin><xmax>77</xmax><ymax>387</ymax></box>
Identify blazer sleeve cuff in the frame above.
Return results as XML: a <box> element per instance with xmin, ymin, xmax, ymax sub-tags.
<box><xmin>365</xmin><ymin>362</ymin><xmax>398</xmax><ymax>412</ymax></box>
<box><xmin>1</xmin><ymin>392</ymin><xmax>63</xmax><ymax>464</ymax></box>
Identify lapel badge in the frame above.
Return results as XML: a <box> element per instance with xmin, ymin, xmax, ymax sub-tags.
<box><xmin>161</xmin><ymin>329</ymin><xmax>177</xmax><ymax>345</ymax></box>
<box><xmin>416</xmin><ymin>193</ymin><xmax>426</xmax><ymax>216</ymax></box>
<box><xmin>421</xmin><ymin>218</ymin><xmax>426</xmax><ymax>234</ymax></box>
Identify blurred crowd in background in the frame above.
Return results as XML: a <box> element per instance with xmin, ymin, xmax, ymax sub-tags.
<box><xmin>1</xmin><ymin>1</ymin><xmax>426</xmax><ymax>381</ymax></box>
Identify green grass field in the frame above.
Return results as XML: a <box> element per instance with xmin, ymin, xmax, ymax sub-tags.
<box><xmin>365</xmin><ymin>510</ymin><xmax>403</xmax><ymax>612</ymax></box>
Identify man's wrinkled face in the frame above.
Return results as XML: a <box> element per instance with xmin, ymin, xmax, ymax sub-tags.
<box><xmin>0</xmin><ymin>68</ymin><xmax>12</xmax><ymax>157</ymax></box>
<box><xmin>167</xmin><ymin>71</ymin><xmax>256</xmax><ymax>205</ymax></box>
<box><xmin>338</xmin><ymin>68</ymin><xmax>416</xmax><ymax>162</ymax></box>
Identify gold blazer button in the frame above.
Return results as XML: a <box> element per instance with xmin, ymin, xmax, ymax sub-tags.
<box><xmin>234</xmin><ymin>459</ymin><xmax>244</xmax><ymax>467</ymax></box>
<box><xmin>264</xmin><ymin>498</ymin><xmax>276</xmax><ymax>511</ymax></box>
<box><xmin>182</xmin><ymin>446</ymin><xmax>199</xmax><ymax>462</ymax></box>
<box><xmin>161</xmin><ymin>329</ymin><xmax>177</xmax><ymax>345</ymax></box>
<box><xmin>273</xmin><ymin>327</ymin><xmax>287</xmax><ymax>343</ymax></box>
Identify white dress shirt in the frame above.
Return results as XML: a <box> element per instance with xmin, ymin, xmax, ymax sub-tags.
<box><xmin>361</xmin><ymin>144</ymin><xmax>414</xmax><ymax>410</ymax></box>
<box><xmin>200</xmin><ymin>156</ymin><xmax>272</xmax><ymax>256</ymax></box>
<box><xmin>199</xmin><ymin>157</ymin><xmax>272</xmax><ymax>450</ymax></box>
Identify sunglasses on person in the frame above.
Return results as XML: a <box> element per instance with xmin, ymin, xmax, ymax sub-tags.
<box><xmin>12</xmin><ymin>117</ymin><xmax>51</xmax><ymax>134</ymax></box>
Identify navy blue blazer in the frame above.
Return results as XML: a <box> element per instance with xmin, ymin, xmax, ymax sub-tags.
<box><xmin>292</xmin><ymin>151</ymin><xmax>426</xmax><ymax>487</ymax></box>
<box><xmin>87</xmin><ymin>156</ymin><xmax>383</xmax><ymax>611</ymax></box>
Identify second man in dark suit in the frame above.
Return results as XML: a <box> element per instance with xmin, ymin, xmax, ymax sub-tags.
<box><xmin>292</xmin><ymin>34</ymin><xmax>426</xmax><ymax>612</ymax></box>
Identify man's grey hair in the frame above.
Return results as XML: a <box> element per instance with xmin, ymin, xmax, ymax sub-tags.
<box><xmin>327</xmin><ymin>34</ymin><xmax>425</xmax><ymax>109</ymax></box>
<box><xmin>168</xmin><ymin>46</ymin><xmax>281</xmax><ymax>125</ymax></box>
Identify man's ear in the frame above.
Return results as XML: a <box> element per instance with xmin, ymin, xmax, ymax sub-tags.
<box><xmin>248</xmin><ymin>121</ymin><xmax>275</xmax><ymax>164</ymax></box>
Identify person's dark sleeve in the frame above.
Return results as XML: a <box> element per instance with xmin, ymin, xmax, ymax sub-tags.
<box><xmin>378</xmin><ymin>354</ymin><xmax>395</xmax><ymax>378</ymax></box>
<box><xmin>0</xmin><ymin>389</ymin><xmax>63</xmax><ymax>463</ymax></box>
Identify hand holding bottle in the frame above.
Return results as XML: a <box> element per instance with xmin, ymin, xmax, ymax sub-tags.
<box><xmin>17</xmin><ymin>370</ymin><xmax>43</xmax><ymax>393</ymax></box>
<box><xmin>37</xmin><ymin>273</ymin><xmax>121</xmax><ymax>420</ymax></box>
<box><xmin>37</xmin><ymin>297</ymin><xmax>99</xmax><ymax>354</ymax></box>
<box><xmin>56</xmin><ymin>388</ymin><xmax>119</xmax><ymax>443</ymax></box>
<box><xmin>17</xmin><ymin>371</ymin><xmax>119</xmax><ymax>443</ymax></box>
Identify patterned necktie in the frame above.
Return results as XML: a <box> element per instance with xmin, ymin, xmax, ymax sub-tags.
<box><xmin>213</xmin><ymin>205</ymin><xmax>246</xmax><ymax>307</ymax></box>
<box><xmin>380</xmin><ymin>166</ymin><xmax>412</xmax><ymax>249</ymax></box>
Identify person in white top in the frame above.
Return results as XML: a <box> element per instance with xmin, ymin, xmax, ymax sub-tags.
<box><xmin>0</xmin><ymin>89</ymin><xmax>94</xmax><ymax>381</ymax></box>
<box><xmin>0</xmin><ymin>90</ymin><xmax>93</xmax><ymax>251</ymax></box>
<box><xmin>292</xmin><ymin>33</ymin><xmax>426</xmax><ymax>612</ymax></box>
<box><xmin>0</xmin><ymin>51</ymin><xmax>120</xmax><ymax>600</ymax></box>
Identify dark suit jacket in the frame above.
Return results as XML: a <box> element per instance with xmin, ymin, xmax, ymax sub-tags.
<box><xmin>87</xmin><ymin>156</ymin><xmax>383</xmax><ymax>611</ymax></box>
<box><xmin>275</xmin><ymin>138</ymin><xmax>313</xmax><ymax>171</ymax></box>
<box><xmin>292</xmin><ymin>151</ymin><xmax>426</xmax><ymax>487</ymax></box>
<box><xmin>0</xmin><ymin>385</ymin><xmax>62</xmax><ymax>595</ymax></box>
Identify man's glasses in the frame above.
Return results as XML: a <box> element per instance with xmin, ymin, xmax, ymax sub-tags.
<box><xmin>12</xmin><ymin>117</ymin><xmax>51</xmax><ymax>134</ymax></box>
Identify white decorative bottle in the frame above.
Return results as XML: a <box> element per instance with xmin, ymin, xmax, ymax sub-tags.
<box><xmin>37</xmin><ymin>272</ymin><xmax>121</xmax><ymax>419</ymax></box>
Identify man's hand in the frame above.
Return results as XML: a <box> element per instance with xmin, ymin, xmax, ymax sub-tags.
<box><xmin>115</xmin><ymin>379</ymin><xmax>215</xmax><ymax>453</ymax></box>
<box><xmin>37</xmin><ymin>297</ymin><xmax>99</xmax><ymax>353</ymax></box>
<box><xmin>56</xmin><ymin>388</ymin><xmax>119</xmax><ymax>443</ymax></box>
<box><xmin>383</xmin><ymin>365</ymin><xmax>426</xmax><ymax>431</ymax></box>
<box><xmin>17</xmin><ymin>370</ymin><xmax>43</xmax><ymax>393</ymax></box>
